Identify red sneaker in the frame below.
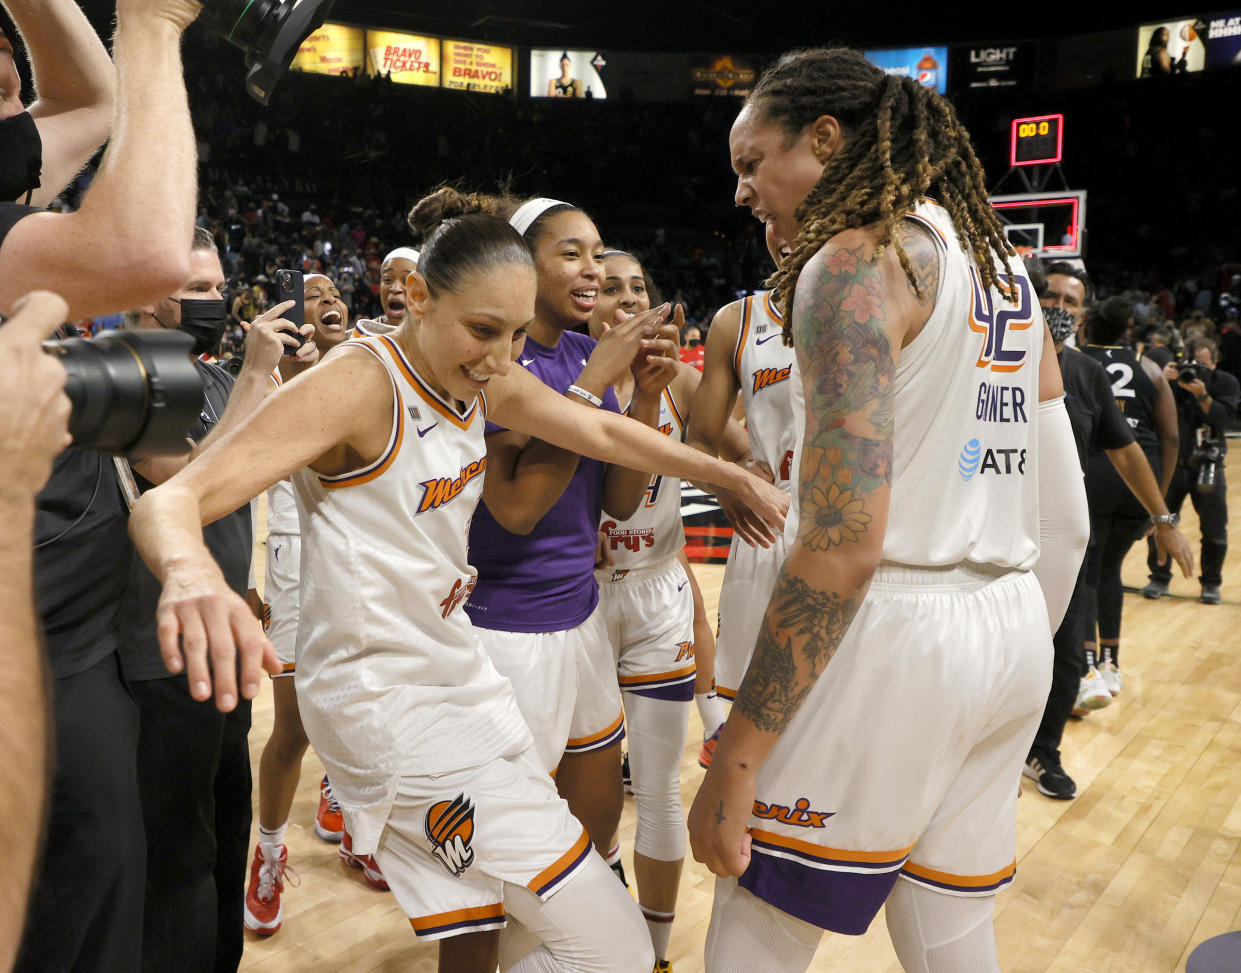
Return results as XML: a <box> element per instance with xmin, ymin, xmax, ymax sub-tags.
<box><xmin>339</xmin><ymin>830</ymin><xmax>389</xmax><ymax>891</ymax></box>
<box><xmin>698</xmin><ymin>726</ymin><xmax>721</xmax><ymax>769</ymax></box>
<box><xmin>243</xmin><ymin>844</ymin><xmax>297</xmax><ymax>935</ymax></box>
<box><xmin>315</xmin><ymin>776</ymin><xmax>344</xmax><ymax>843</ymax></box>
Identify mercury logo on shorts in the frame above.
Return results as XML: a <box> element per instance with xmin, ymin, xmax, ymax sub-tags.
<box><xmin>425</xmin><ymin>793</ymin><xmax>477</xmax><ymax>877</ymax></box>
<box><xmin>959</xmin><ymin>438</ymin><xmax>1027</xmax><ymax>480</ymax></box>
<box><xmin>752</xmin><ymin>797</ymin><xmax>834</xmax><ymax>829</ymax></box>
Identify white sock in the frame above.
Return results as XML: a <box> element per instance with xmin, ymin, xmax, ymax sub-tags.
<box><xmin>696</xmin><ymin>691</ymin><xmax>726</xmax><ymax>739</ymax></box>
<box><xmin>259</xmin><ymin>822</ymin><xmax>288</xmax><ymax>857</ymax></box>
<box><xmin>642</xmin><ymin>906</ymin><xmax>675</xmax><ymax>960</ymax></box>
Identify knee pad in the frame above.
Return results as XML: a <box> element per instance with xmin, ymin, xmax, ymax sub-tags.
<box><xmin>885</xmin><ymin>879</ymin><xmax>999</xmax><ymax>973</ymax></box>
<box><xmin>624</xmin><ymin>694</ymin><xmax>689</xmax><ymax>861</ymax></box>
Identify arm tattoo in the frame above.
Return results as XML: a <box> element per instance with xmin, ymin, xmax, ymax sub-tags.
<box><xmin>896</xmin><ymin>222</ymin><xmax>942</xmax><ymax>308</ymax></box>
<box><xmin>734</xmin><ymin>572</ymin><xmax>859</xmax><ymax>733</ymax></box>
<box><xmin>792</xmin><ymin>242</ymin><xmax>896</xmax><ymax>552</ymax></box>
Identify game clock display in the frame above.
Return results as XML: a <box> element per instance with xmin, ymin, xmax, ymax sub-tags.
<box><xmin>1010</xmin><ymin>113</ymin><xmax>1063</xmax><ymax>166</ymax></box>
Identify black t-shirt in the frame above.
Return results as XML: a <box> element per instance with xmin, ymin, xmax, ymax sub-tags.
<box><xmin>1080</xmin><ymin>344</ymin><xmax>1161</xmax><ymax>453</ymax></box>
<box><xmin>1058</xmin><ymin>345</ymin><xmax>1135</xmax><ymax>469</ymax></box>
<box><xmin>118</xmin><ymin>360</ymin><xmax>253</xmax><ymax>681</ymax></box>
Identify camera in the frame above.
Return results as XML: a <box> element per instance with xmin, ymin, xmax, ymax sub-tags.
<box><xmin>42</xmin><ymin>330</ymin><xmax>205</xmax><ymax>459</ymax></box>
<box><xmin>198</xmin><ymin>0</ymin><xmax>336</xmax><ymax>106</ymax></box>
<box><xmin>1175</xmin><ymin>361</ymin><xmax>1207</xmax><ymax>385</ymax></box>
<box><xmin>1188</xmin><ymin>436</ymin><xmax>1225</xmax><ymax>495</ymax></box>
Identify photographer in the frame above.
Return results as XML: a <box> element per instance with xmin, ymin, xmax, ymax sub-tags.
<box><xmin>0</xmin><ymin>1</ymin><xmax>243</xmax><ymax>971</ymax></box>
<box><xmin>1144</xmin><ymin>338</ymin><xmax>1240</xmax><ymax>604</ymax></box>
<box><xmin>0</xmin><ymin>291</ymin><xmax>72</xmax><ymax>973</ymax></box>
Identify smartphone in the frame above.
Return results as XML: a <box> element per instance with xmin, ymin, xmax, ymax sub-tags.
<box><xmin>275</xmin><ymin>269</ymin><xmax>305</xmax><ymax>351</ymax></box>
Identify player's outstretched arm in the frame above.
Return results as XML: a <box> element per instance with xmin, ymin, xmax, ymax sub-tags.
<box><xmin>487</xmin><ymin>365</ymin><xmax>788</xmax><ymax>542</ymax></box>
<box><xmin>689</xmin><ymin>228</ymin><xmax>922</xmax><ymax>878</ymax></box>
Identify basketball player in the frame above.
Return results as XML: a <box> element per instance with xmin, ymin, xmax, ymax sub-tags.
<box><xmin>407</xmin><ymin>189</ymin><xmax>695</xmax><ymax>882</ymax></box>
<box><xmin>687</xmin><ymin>47</ymin><xmax>1092</xmax><ymax>972</ymax></box>
<box><xmin>354</xmin><ymin>246</ymin><xmax>420</xmax><ymax>335</ymax></box>
<box><xmin>244</xmin><ymin>274</ymin><xmax>376</xmax><ymax>937</ymax></box>
<box><xmin>687</xmin><ymin>224</ymin><xmax>798</xmax><ymax>765</ymax></box>
<box><xmin>587</xmin><ymin>249</ymin><xmax>750</xmax><ymax>971</ymax></box>
<box><xmin>1079</xmin><ymin>297</ymin><xmax>1178</xmax><ymax>695</ymax></box>
<box><xmin>128</xmin><ymin>215</ymin><xmax>785</xmax><ymax>973</ymax></box>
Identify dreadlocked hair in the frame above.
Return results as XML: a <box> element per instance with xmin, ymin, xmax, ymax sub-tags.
<box><xmin>748</xmin><ymin>48</ymin><xmax>1018</xmax><ymax>345</ymax></box>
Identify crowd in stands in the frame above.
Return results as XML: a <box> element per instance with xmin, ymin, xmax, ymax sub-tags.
<box><xmin>57</xmin><ymin>30</ymin><xmax>1238</xmax><ymax>367</ymax></box>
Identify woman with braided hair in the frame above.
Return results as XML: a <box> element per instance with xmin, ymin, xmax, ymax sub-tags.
<box><xmin>688</xmin><ymin>47</ymin><xmax>1089</xmax><ymax>972</ymax></box>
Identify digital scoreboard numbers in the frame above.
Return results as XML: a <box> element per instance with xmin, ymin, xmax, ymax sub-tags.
<box><xmin>1010</xmin><ymin>113</ymin><xmax>1063</xmax><ymax>167</ymax></box>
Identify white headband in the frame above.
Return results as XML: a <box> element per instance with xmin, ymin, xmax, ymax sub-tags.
<box><xmin>508</xmin><ymin>198</ymin><xmax>571</xmax><ymax>237</ymax></box>
<box><xmin>382</xmin><ymin>246</ymin><xmax>420</xmax><ymax>267</ymax></box>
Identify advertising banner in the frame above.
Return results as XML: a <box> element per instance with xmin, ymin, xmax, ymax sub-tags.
<box><xmin>290</xmin><ymin>22</ymin><xmax>365</xmax><ymax>77</ymax></box>
<box><xmin>367</xmin><ymin>30</ymin><xmax>441</xmax><ymax>86</ymax></box>
<box><xmin>1203</xmin><ymin>11</ymin><xmax>1241</xmax><ymax>68</ymax></box>
<box><xmin>690</xmin><ymin>54</ymin><xmax>758</xmax><ymax>97</ymax></box>
<box><xmin>949</xmin><ymin>42</ymin><xmax>1037</xmax><ymax>91</ymax></box>
<box><xmin>530</xmin><ymin>49</ymin><xmax>608</xmax><ymax>98</ymax></box>
<box><xmin>864</xmin><ymin>46</ymin><xmax>949</xmax><ymax>93</ymax></box>
<box><xmin>442</xmin><ymin>40</ymin><xmax>513</xmax><ymax>94</ymax></box>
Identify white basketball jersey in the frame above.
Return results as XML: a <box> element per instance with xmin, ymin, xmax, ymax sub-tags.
<box><xmin>883</xmin><ymin>201</ymin><xmax>1041</xmax><ymax>569</ymax></box>
<box><xmin>786</xmin><ymin>202</ymin><xmax>1041</xmax><ymax>569</ymax></box>
<box><xmin>735</xmin><ymin>291</ymin><xmax>798</xmax><ymax>497</ymax></box>
<box><xmin>292</xmin><ymin>334</ymin><xmax>530</xmax><ymax>853</ymax></box>
<box><xmin>600</xmin><ymin>388</ymin><xmax>686</xmax><ymax>569</ymax></box>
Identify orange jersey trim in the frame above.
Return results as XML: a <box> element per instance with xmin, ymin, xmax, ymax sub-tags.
<box><xmin>319</xmin><ymin>357</ymin><xmax>404</xmax><ymax>489</ymax></box>
<box><xmin>762</xmin><ymin>289</ymin><xmax>783</xmax><ymax>323</ymax></box>
<box><xmin>526</xmin><ymin>828</ymin><xmax>590</xmax><ymax>896</ymax></box>
<box><xmin>901</xmin><ymin>859</ymin><xmax>1016</xmax><ymax>889</ymax></box>
<box><xmin>409</xmin><ymin>902</ymin><xmax>505</xmax><ymax>936</ymax></box>
<box><xmin>565</xmin><ymin>710</ymin><xmax>625</xmax><ymax>749</ymax></box>
<box><xmin>662</xmin><ymin>387</ymin><xmax>685</xmax><ymax>431</ymax></box>
<box><xmin>749</xmin><ymin>828</ymin><xmax>915</xmax><ymax>865</ymax></box>
<box><xmin>618</xmin><ymin>663</ymin><xmax>697</xmax><ymax>687</ymax></box>
<box><xmin>375</xmin><ymin>334</ymin><xmax>480</xmax><ymax>431</ymax></box>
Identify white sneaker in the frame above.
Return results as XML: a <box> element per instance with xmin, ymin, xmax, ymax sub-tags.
<box><xmin>1099</xmin><ymin>661</ymin><xmax>1124</xmax><ymax>697</ymax></box>
<box><xmin>1075</xmin><ymin>666</ymin><xmax>1113</xmax><ymax>711</ymax></box>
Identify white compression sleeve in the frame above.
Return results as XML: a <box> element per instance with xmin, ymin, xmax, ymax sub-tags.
<box><xmin>885</xmin><ymin>880</ymin><xmax>999</xmax><ymax>973</ymax></box>
<box><xmin>1033</xmin><ymin>396</ymin><xmax>1090</xmax><ymax>632</ymax></box>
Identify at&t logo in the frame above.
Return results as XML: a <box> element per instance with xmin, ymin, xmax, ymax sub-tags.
<box><xmin>959</xmin><ymin>439</ymin><xmax>1026</xmax><ymax>480</ymax></box>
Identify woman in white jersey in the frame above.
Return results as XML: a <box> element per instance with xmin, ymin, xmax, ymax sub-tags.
<box><xmin>129</xmin><ymin>215</ymin><xmax>785</xmax><ymax>973</ymax></box>
<box><xmin>587</xmin><ymin>250</ymin><xmax>752</xmax><ymax>970</ymax></box>
<box><xmin>687</xmin><ymin>48</ymin><xmax>1088</xmax><ymax>972</ymax></box>
<box><xmin>688</xmin><ymin>225</ymin><xmax>798</xmax><ymax>764</ymax></box>
<box><xmin>244</xmin><ymin>273</ymin><xmax>378</xmax><ymax>938</ymax></box>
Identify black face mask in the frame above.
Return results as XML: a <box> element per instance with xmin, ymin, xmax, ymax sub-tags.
<box><xmin>0</xmin><ymin>110</ymin><xmax>42</xmax><ymax>204</ymax></box>
<box><xmin>175</xmin><ymin>298</ymin><xmax>229</xmax><ymax>357</ymax></box>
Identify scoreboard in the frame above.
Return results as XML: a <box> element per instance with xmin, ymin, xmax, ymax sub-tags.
<box><xmin>1010</xmin><ymin>113</ymin><xmax>1063</xmax><ymax>167</ymax></box>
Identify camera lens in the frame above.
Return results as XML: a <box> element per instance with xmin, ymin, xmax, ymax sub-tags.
<box><xmin>42</xmin><ymin>330</ymin><xmax>205</xmax><ymax>458</ymax></box>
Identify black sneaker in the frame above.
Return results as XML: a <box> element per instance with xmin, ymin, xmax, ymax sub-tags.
<box><xmin>1142</xmin><ymin>580</ymin><xmax>1169</xmax><ymax>600</ymax></box>
<box><xmin>1023</xmin><ymin>754</ymin><xmax>1077</xmax><ymax>800</ymax></box>
<box><xmin>621</xmin><ymin>751</ymin><xmax>633</xmax><ymax>794</ymax></box>
<box><xmin>1201</xmin><ymin>584</ymin><xmax>1222</xmax><ymax>605</ymax></box>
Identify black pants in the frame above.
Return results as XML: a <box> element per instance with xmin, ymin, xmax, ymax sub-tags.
<box><xmin>1147</xmin><ymin>464</ymin><xmax>1228</xmax><ymax>586</ymax></box>
<box><xmin>131</xmin><ymin>674</ymin><xmax>252</xmax><ymax>973</ymax></box>
<box><xmin>1031</xmin><ymin>557</ymin><xmax>1090</xmax><ymax>763</ymax></box>
<box><xmin>14</xmin><ymin>653</ymin><xmax>145</xmax><ymax>973</ymax></box>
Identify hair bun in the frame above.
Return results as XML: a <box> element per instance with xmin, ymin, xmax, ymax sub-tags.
<box><xmin>407</xmin><ymin>187</ymin><xmax>491</xmax><ymax>241</ymax></box>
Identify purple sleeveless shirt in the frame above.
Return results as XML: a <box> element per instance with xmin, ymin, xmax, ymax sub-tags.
<box><xmin>466</xmin><ymin>330</ymin><xmax>620</xmax><ymax>632</ymax></box>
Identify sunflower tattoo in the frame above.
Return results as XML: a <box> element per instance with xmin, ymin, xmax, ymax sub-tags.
<box><xmin>803</xmin><ymin>482</ymin><xmax>872</xmax><ymax>551</ymax></box>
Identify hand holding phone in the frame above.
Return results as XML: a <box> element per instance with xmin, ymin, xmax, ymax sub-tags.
<box><xmin>275</xmin><ymin>270</ymin><xmax>305</xmax><ymax>351</ymax></box>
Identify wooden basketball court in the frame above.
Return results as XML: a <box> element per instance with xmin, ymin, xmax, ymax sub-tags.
<box><xmin>241</xmin><ymin>450</ymin><xmax>1239</xmax><ymax>972</ymax></box>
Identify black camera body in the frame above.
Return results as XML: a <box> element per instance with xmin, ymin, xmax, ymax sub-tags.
<box><xmin>43</xmin><ymin>330</ymin><xmax>205</xmax><ymax>459</ymax></box>
<box><xmin>197</xmin><ymin>0</ymin><xmax>336</xmax><ymax>105</ymax></box>
<box><xmin>1176</xmin><ymin>361</ymin><xmax>1208</xmax><ymax>385</ymax></box>
<box><xmin>1188</xmin><ymin>437</ymin><xmax>1225</xmax><ymax>494</ymax></box>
